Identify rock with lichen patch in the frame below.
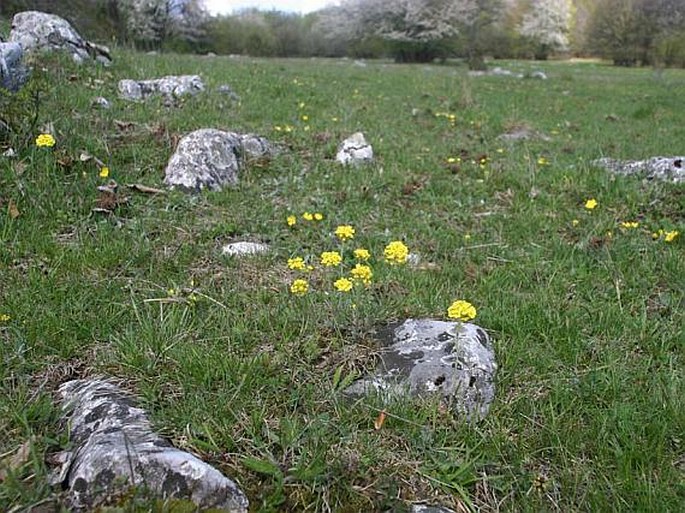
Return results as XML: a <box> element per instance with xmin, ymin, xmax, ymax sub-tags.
<box><xmin>345</xmin><ymin>319</ymin><xmax>497</xmax><ymax>420</ymax></box>
<box><xmin>336</xmin><ymin>132</ymin><xmax>373</xmax><ymax>166</ymax></box>
<box><xmin>118</xmin><ymin>75</ymin><xmax>204</xmax><ymax>103</ymax></box>
<box><xmin>592</xmin><ymin>156</ymin><xmax>684</xmax><ymax>184</ymax></box>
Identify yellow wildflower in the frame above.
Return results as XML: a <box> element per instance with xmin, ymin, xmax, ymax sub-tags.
<box><xmin>287</xmin><ymin>257</ymin><xmax>307</xmax><ymax>271</ymax></box>
<box><xmin>384</xmin><ymin>241</ymin><xmax>409</xmax><ymax>265</ymax></box>
<box><xmin>335</xmin><ymin>225</ymin><xmax>355</xmax><ymax>241</ymax></box>
<box><xmin>99</xmin><ymin>167</ymin><xmax>110</xmax><ymax>178</ymax></box>
<box><xmin>447</xmin><ymin>300</ymin><xmax>477</xmax><ymax>322</ymax></box>
<box><xmin>314</xmin><ymin>213</ymin><xmax>324</xmax><ymax>221</ymax></box>
<box><xmin>301</xmin><ymin>115</ymin><xmax>309</xmax><ymax>122</ymax></box>
<box><xmin>537</xmin><ymin>157</ymin><xmax>548</xmax><ymax>165</ymax></box>
<box><xmin>620</xmin><ymin>221</ymin><xmax>639</xmax><ymax>229</ymax></box>
<box><xmin>464</xmin><ymin>234</ymin><xmax>471</xmax><ymax>241</ymax></box>
<box><xmin>302</xmin><ymin>212</ymin><xmax>314</xmax><ymax>221</ymax></box>
<box><xmin>334</xmin><ymin>277</ymin><xmax>353</xmax><ymax>292</ymax></box>
<box><xmin>584</xmin><ymin>198</ymin><xmax>598</xmax><ymax>210</ymax></box>
<box><xmin>447</xmin><ymin>157</ymin><xmax>456</xmax><ymax>163</ymax></box>
<box><xmin>298</xmin><ymin>101</ymin><xmax>305</xmax><ymax>109</ymax></box>
<box><xmin>320</xmin><ymin>251</ymin><xmax>342</xmax><ymax>267</ymax></box>
<box><xmin>572</xmin><ymin>219</ymin><xmax>580</xmax><ymax>227</ymax></box>
<box><xmin>350</xmin><ymin>264</ymin><xmax>373</xmax><ymax>285</ymax></box>
<box><xmin>353</xmin><ymin>248</ymin><xmax>371</xmax><ymax>261</ymax></box>
<box><xmin>287</xmin><ymin>215</ymin><xmax>297</xmax><ymax>227</ymax></box>
<box><xmin>664</xmin><ymin>230</ymin><xmax>679</xmax><ymax>242</ymax></box>
<box><xmin>290</xmin><ymin>279</ymin><xmax>309</xmax><ymax>296</ymax></box>
<box><xmin>0</xmin><ymin>314</ymin><xmax>10</xmax><ymax>322</ymax></box>
<box><xmin>167</xmin><ymin>288</ymin><xmax>176</xmax><ymax>296</ymax></box>
<box><xmin>35</xmin><ymin>133</ymin><xmax>55</xmax><ymax>147</ymax></box>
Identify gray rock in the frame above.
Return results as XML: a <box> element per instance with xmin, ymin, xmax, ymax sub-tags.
<box><xmin>9</xmin><ymin>11</ymin><xmax>111</xmax><ymax>65</ymax></box>
<box><xmin>345</xmin><ymin>319</ymin><xmax>497</xmax><ymax>420</ymax></box>
<box><xmin>221</xmin><ymin>241</ymin><xmax>269</xmax><ymax>257</ymax></box>
<box><xmin>498</xmin><ymin>126</ymin><xmax>551</xmax><ymax>142</ymax></box>
<box><xmin>336</xmin><ymin>132</ymin><xmax>373</xmax><ymax>166</ymax></box>
<box><xmin>55</xmin><ymin>379</ymin><xmax>248</xmax><ymax>512</ymax></box>
<box><xmin>118</xmin><ymin>75</ymin><xmax>205</xmax><ymax>102</ymax></box>
<box><xmin>0</xmin><ymin>41</ymin><xmax>28</xmax><ymax>91</ymax></box>
<box><xmin>412</xmin><ymin>505</ymin><xmax>456</xmax><ymax>513</ymax></box>
<box><xmin>530</xmin><ymin>70</ymin><xmax>548</xmax><ymax>80</ymax></box>
<box><xmin>217</xmin><ymin>84</ymin><xmax>241</xmax><ymax>101</ymax></box>
<box><xmin>164</xmin><ymin>129</ymin><xmax>275</xmax><ymax>191</ymax></box>
<box><xmin>592</xmin><ymin>156</ymin><xmax>684</xmax><ymax>184</ymax></box>
<box><xmin>91</xmin><ymin>96</ymin><xmax>110</xmax><ymax>109</ymax></box>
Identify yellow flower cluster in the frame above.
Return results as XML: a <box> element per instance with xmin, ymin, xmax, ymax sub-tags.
<box><xmin>99</xmin><ymin>167</ymin><xmax>110</xmax><ymax>178</ymax></box>
<box><xmin>620</xmin><ymin>221</ymin><xmax>639</xmax><ymax>229</ymax></box>
<box><xmin>652</xmin><ymin>229</ymin><xmax>679</xmax><ymax>242</ymax></box>
<box><xmin>290</xmin><ymin>279</ymin><xmax>309</xmax><ymax>296</ymax></box>
<box><xmin>335</xmin><ymin>225</ymin><xmax>355</xmax><ymax>241</ymax></box>
<box><xmin>447</xmin><ymin>300</ymin><xmax>477</xmax><ymax>322</ymax></box>
<box><xmin>320</xmin><ymin>251</ymin><xmax>342</xmax><ymax>267</ymax></box>
<box><xmin>334</xmin><ymin>277</ymin><xmax>353</xmax><ymax>292</ymax></box>
<box><xmin>350</xmin><ymin>264</ymin><xmax>372</xmax><ymax>285</ymax></box>
<box><xmin>384</xmin><ymin>241</ymin><xmax>409</xmax><ymax>265</ymax></box>
<box><xmin>35</xmin><ymin>133</ymin><xmax>55</xmax><ymax>147</ymax></box>
<box><xmin>354</xmin><ymin>248</ymin><xmax>370</xmax><ymax>261</ymax></box>
<box><xmin>0</xmin><ymin>313</ymin><xmax>10</xmax><ymax>322</ymax></box>
<box><xmin>287</xmin><ymin>257</ymin><xmax>307</xmax><ymax>270</ymax></box>
<box><xmin>584</xmin><ymin>198</ymin><xmax>598</xmax><ymax>210</ymax></box>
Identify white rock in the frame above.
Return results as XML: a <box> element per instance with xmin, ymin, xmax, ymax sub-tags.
<box><xmin>118</xmin><ymin>75</ymin><xmax>204</xmax><ymax>102</ymax></box>
<box><xmin>336</xmin><ymin>132</ymin><xmax>373</xmax><ymax>166</ymax></box>
<box><xmin>221</xmin><ymin>241</ymin><xmax>270</xmax><ymax>257</ymax></box>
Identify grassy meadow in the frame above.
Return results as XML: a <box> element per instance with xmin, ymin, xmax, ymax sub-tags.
<box><xmin>0</xmin><ymin>50</ymin><xmax>683</xmax><ymax>512</ymax></box>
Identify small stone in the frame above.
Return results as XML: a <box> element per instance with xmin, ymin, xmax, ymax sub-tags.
<box><xmin>411</xmin><ymin>505</ymin><xmax>456</xmax><ymax>513</ymax></box>
<box><xmin>345</xmin><ymin>319</ymin><xmax>497</xmax><ymax>420</ymax></box>
<box><xmin>91</xmin><ymin>96</ymin><xmax>110</xmax><ymax>109</ymax></box>
<box><xmin>221</xmin><ymin>241</ymin><xmax>269</xmax><ymax>257</ymax></box>
<box><xmin>118</xmin><ymin>75</ymin><xmax>204</xmax><ymax>102</ymax></box>
<box><xmin>336</xmin><ymin>132</ymin><xmax>373</xmax><ymax>166</ymax></box>
<box><xmin>592</xmin><ymin>156</ymin><xmax>684</xmax><ymax>184</ymax></box>
<box><xmin>2</xmin><ymin>148</ymin><xmax>17</xmax><ymax>158</ymax></box>
<box><xmin>217</xmin><ymin>84</ymin><xmax>241</xmax><ymax>101</ymax></box>
<box><xmin>530</xmin><ymin>70</ymin><xmax>548</xmax><ymax>80</ymax></box>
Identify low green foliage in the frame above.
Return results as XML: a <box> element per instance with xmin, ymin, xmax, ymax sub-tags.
<box><xmin>0</xmin><ymin>52</ymin><xmax>683</xmax><ymax>512</ymax></box>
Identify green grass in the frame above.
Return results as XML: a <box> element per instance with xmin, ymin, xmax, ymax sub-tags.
<box><xmin>1</xmin><ymin>52</ymin><xmax>683</xmax><ymax>512</ymax></box>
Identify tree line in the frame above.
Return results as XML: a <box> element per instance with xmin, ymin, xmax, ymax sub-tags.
<box><xmin>2</xmin><ymin>0</ymin><xmax>685</xmax><ymax>67</ymax></box>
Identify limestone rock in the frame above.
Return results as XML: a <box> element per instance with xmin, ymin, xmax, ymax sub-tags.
<box><xmin>412</xmin><ymin>505</ymin><xmax>456</xmax><ymax>513</ymax></box>
<box><xmin>118</xmin><ymin>75</ymin><xmax>205</xmax><ymax>102</ymax></box>
<box><xmin>0</xmin><ymin>41</ymin><xmax>28</xmax><ymax>91</ymax></box>
<box><xmin>164</xmin><ymin>129</ymin><xmax>274</xmax><ymax>191</ymax></box>
<box><xmin>530</xmin><ymin>70</ymin><xmax>548</xmax><ymax>80</ymax></box>
<box><xmin>55</xmin><ymin>379</ymin><xmax>248</xmax><ymax>512</ymax></box>
<box><xmin>91</xmin><ymin>96</ymin><xmax>110</xmax><ymax>109</ymax></box>
<box><xmin>9</xmin><ymin>11</ymin><xmax>111</xmax><ymax>65</ymax></box>
<box><xmin>345</xmin><ymin>319</ymin><xmax>497</xmax><ymax>420</ymax></box>
<box><xmin>217</xmin><ymin>84</ymin><xmax>241</xmax><ymax>101</ymax></box>
<box><xmin>592</xmin><ymin>156</ymin><xmax>684</xmax><ymax>184</ymax></box>
<box><xmin>336</xmin><ymin>132</ymin><xmax>373</xmax><ymax>166</ymax></box>
<box><xmin>222</xmin><ymin>241</ymin><xmax>269</xmax><ymax>257</ymax></box>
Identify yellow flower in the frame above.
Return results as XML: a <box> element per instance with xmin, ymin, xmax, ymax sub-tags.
<box><xmin>335</xmin><ymin>224</ymin><xmax>355</xmax><ymax>241</ymax></box>
<box><xmin>0</xmin><ymin>313</ymin><xmax>10</xmax><ymax>322</ymax></box>
<box><xmin>99</xmin><ymin>167</ymin><xmax>110</xmax><ymax>178</ymax></box>
<box><xmin>301</xmin><ymin>115</ymin><xmax>309</xmax><ymax>122</ymax></box>
<box><xmin>334</xmin><ymin>277</ymin><xmax>353</xmax><ymax>292</ymax></box>
<box><xmin>384</xmin><ymin>241</ymin><xmax>409</xmax><ymax>265</ymax></box>
<box><xmin>302</xmin><ymin>212</ymin><xmax>314</xmax><ymax>221</ymax></box>
<box><xmin>274</xmin><ymin>125</ymin><xmax>282</xmax><ymax>132</ymax></box>
<box><xmin>584</xmin><ymin>198</ymin><xmax>598</xmax><ymax>210</ymax></box>
<box><xmin>320</xmin><ymin>251</ymin><xmax>342</xmax><ymax>267</ymax></box>
<box><xmin>35</xmin><ymin>133</ymin><xmax>55</xmax><ymax>147</ymax></box>
<box><xmin>447</xmin><ymin>300</ymin><xmax>477</xmax><ymax>322</ymax></box>
<box><xmin>572</xmin><ymin>219</ymin><xmax>580</xmax><ymax>227</ymax></box>
<box><xmin>287</xmin><ymin>257</ymin><xmax>307</xmax><ymax>270</ymax></box>
<box><xmin>463</xmin><ymin>234</ymin><xmax>471</xmax><ymax>241</ymax></box>
<box><xmin>664</xmin><ymin>230</ymin><xmax>679</xmax><ymax>242</ymax></box>
<box><xmin>287</xmin><ymin>215</ymin><xmax>297</xmax><ymax>227</ymax></box>
<box><xmin>314</xmin><ymin>213</ymin><xmax>324</xmax><ymax>221</ymax></box>
<box><xmin>354</xmin><ymin>248</ymin><xmax>370</xmax><ymax>261</ymax></box>
<box><xmin>290</xmin><ymin>279</ymin><xmax>309</xmax><ymax>296</ymax></box>
<box><xmin>537</xmin><ymin>157</ymin><xmax>548</xmax><ymax>165</ymax></box>
<box><xmin>350</xmin><ymin>263</ymin><xmax>373</xmax><ymax>285</ymax></box>
<box><xmin>447</xmin><ymin>157</ymin><xmax>456</xmax><ymax>163</ymax></box>
<box><xmin>620</xmin><ymin>221</ymin><xmax>639</xmax><ymax>229</ymax></box>
<box><xmin>167</xmin><ymin>288</ymin><xmax>176</xmax><ymax>296</ymax></box>
<box><xmin>298</xmin><ymin>101</ymin><xmax>305</xmax><ymax>109</ymax></box>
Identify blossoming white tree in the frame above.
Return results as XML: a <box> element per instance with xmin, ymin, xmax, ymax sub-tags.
<box><xmin>518</xmin><ymin>0</ymin><xmax>572</xmax><ymax>58</ymax></box>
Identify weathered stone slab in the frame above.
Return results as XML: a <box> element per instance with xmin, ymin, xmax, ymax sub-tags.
<box><xmin>345</xmin><ymin>319</ymin><xmax>497</xmax><ymax>420</ymax></box>
<box><xmin>9</xmin><ymin>11</ymin><xmax>111</xmax><ymax>65</ymax></box>
<box><xmin>164</xmin><ymin>129</ymin><xmax>274</xmax><ymax>191</ymax></box>
<box><xmin>0</xmin><ymin>41</ymin><xmax>28</xmax><ymax>91</ymax></box>
<box><xmin>118</xmin><ymin>75</ymin><xmax>204</xmax><ymax>102</ymax></box>
<box><xmin>55</xmin><ymin>379</ymin><xmax>248</xmax><ymax>512</ymax></box>
<box><xmin>336</xmin><ymin>132</ymin><xmax>373</xmax><ymax>166</ymax></box>
<box><xmin>222</xmin><ymin>241</ymin><xmax>269</xmax><ymax>257</ymax></box>
<box><xmin>592</xmin><ymin>156</ymin><xmax>684</xmax><ymax>184</ymax></box>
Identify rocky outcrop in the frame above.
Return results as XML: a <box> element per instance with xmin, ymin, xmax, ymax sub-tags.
<box><xmin>164</xmin><ymin>129</ymin><xmax>274</xmax><ymax>191</ymax></box>
<box><xmin>592</xmin><ymin>156</ymin><xmax>684</xmax><ymax>184</ymax></box>
<box><xmin>118</xmin><ymin>75</ymin><xmax>205</xmax><ymax>103</ymax></box>
<box><xmin>346</xmin><ymin>319</ymin><xmax>497</xmax><ymax>420</ymax></box>
<box><xmin>0</xmin><ymin>41</ymin><xmax>27</xmax><ymax>91</ymax></box>
<box><xmin>9</xmin><ymin>11</ymin><xmax>111</xmax><ymax>65</ymax></box>
<box><xmin>55</xmin><ymin>379</ymin><xmax>248</xmax><ymax>512</ymax></box>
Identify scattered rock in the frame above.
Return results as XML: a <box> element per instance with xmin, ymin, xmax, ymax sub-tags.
<box><xmin>54</xmin><ymin>379</ymin><xmax>249</xmax><ymax>512</ymax></box>
<box><xmin>0</xmin><ymin>41</ymin><xmax>28</xmax><ymax>92</ymax></box>
<box><xmin>530</xmin><ymin>70</ymin><xmax>548</xmax><ymax>80</ymax></box>
<box><xmin>164</xmin><ymin>128</ymin><xmax>274</xmax><ymax>191</ymax></box>
<box><xmin>336</xmin><ymin>132</ymin><xmax>373</xmax><ymax>166</ymax></box>
<box><xmin>9</xmin><ymin>11</ymin><xmax>111</xmax><ymax>65</ymax></box>
<box><xmin>217</xmin><ymin>84</ymin><xmax>241</xmax><ymax>101</ymax></box>
<box><xmin>222</xmin><ymin>241</ymin><xmax>269</xmax><ymax>257</ymax></box>
<box><xmin>411</xmin><ymin>505</ymin><xmax>456</xmax><ymax>513</ymax></box>
<box><xmin>2</xmin><ymin>148</ymin><xmax>17</xmax><ymax>158</ymax></box>
<box><xmin>91</xmin><ymin>96</ymin><xmax>111</xmax><ymax>109</ymax></box>
<box><xmin>345</xmin><ymin>319</ymin><xmax>497</xmax><ymax>420</ymax></box>
<box><xmin>118</xmin><ymin>75</ymin><xmax>205</xmax><ymax>103</ymax></box>
<box><xmin>469</xmin><ymin>66</ymin><xmax>523</xmax><ymax>78</ymax></box>
<box><xmin>592</xmin><ymin>156</ymin><xmax>684</xmax><ymax>184</ymax></box>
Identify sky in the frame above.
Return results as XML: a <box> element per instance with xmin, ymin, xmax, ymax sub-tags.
<box><xmin>203</xmin><ymin>0</ymin><xmax>336</xmax><ymax>15</ymax></box>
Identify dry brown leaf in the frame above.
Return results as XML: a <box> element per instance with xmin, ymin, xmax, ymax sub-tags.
<box><xmin>8</xmin><ymin>200</ymin><xmax>19</xmax><ymax>219</ymax></box>
<box><xmin>374</xmin><ymin>410</ymin><xmax>387</xmax><ymax>430</ymax></box>
<box><xmin>0</xmin><ymin>438</ymin><xmax>32</xmax><ymax>482</ymax></box>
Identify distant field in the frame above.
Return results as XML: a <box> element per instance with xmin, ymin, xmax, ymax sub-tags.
<box><xmin>1</xmin><ymin>51</ymin><xmax>683</xmax><ymax>512</ymax></box>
